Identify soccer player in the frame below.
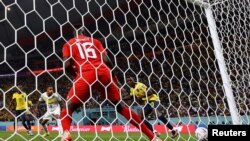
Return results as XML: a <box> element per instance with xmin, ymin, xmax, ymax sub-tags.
<box><xmin>26</xmin><ymin>100</ymin><xmax>35</xmax><ymax>127</ymax></box>
<box><xmin>123</xmin><ymin>77</ymin><xmax>178</xmax><ymax>138</ymax></box>
<box><xmin>60</xmin><ymin>28</ymin><xmax>161</xmax><ymax>141</ymax></box>
<box><xmin>36</xmin><ymin>86</ymin><xmax>63</xmax><ymax>137</ymax></box>
<box><xmin>8</xmin><ymin>85</ymin><xmax>33</xmax><ymax>135</ymax></box>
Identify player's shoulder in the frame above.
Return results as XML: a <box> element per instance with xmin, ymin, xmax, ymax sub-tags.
<box><xmin>63</xmin><ymin>37</ymin><xmax>77</xmax><ymax>48</ymax></box>
<box><xmin>52</xmin><ymin>92</ymin><xmax>59</xmax><ymax>96</ymax></box>
<box><xmin>41</xmin><ymin>92</ymin><xmax>47</xmax><ymax>97</ymax></box>
<box><xmin>92</xmin><ymin>37</ymin><xmax>101</xmax><ymax>43</ymax></box>
<box><xmin>136</xmin><ymin>82</ymin><xmax>146</xmax><ymax>86</ymax></box>
<box><xmin>12</xmin><ymin>92</ymin><xmax>18</xmax><ymax>95</ymax></box>
<box><xmin>12</xmin><ymin>92</ymin><xmax>17</xmax><ymax>98</ymax></box>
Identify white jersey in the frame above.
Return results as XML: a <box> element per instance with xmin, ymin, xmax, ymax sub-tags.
<box><xmin>39</xmin><ymin>92</ymin><xmax>61</xmax><ymax>112</ymax></box>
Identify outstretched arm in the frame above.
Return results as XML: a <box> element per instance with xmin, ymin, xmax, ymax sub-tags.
<box><xmin>8</xmin><ymin>99</ymin><xmax>14</xmax><ymax>110</ymax></box>
<box><xmin>123</xmin><ymin>94</ymin><xmax>133</xmax><ymax>101</ymax></box>
<box><xmin>36</xmin><ymin>101</ymin><xmax>41</xmax><ymax>112</ymax></box>
<box><xmin>63</xmin><ymin>57</ymin><xmax>77</xmax><ymax>77</ymax></box>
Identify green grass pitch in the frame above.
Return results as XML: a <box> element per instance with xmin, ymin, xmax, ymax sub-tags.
<box><xmin>0</xmin><ymin>131</ymin><xmax>198</xmax><ymax>141</ymax></box>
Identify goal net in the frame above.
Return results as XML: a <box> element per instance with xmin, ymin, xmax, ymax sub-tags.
<box><xmin>0</xmin><ymin>0</ymin><xmax>249</xmax><ymax>140</ymax></box>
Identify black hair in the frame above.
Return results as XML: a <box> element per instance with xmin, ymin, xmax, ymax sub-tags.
<box><xmin>73</xmin><ymin>27</ymin><xmax>87</xmax><ymax>37</ymax></box>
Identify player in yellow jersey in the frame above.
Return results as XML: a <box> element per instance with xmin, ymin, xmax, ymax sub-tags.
<box><xmin>8</xmin><ymin>85</ymin><xmax>33</xmax><ymax>135</ymax></box>
<box><xmin>123</xmin><ymin>77</ymin><xmax>178</xmax><ymax>138</ymax></box>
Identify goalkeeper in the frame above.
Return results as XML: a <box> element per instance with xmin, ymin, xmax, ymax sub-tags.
<box><xmin>123</xmin><ymin>77</ymin><xmax>178</xmax><ymax>138</ymax></box>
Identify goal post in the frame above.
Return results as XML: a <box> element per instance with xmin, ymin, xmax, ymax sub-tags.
<box><xmin>185</xmin><ymin>0</ymin><xmax>242</xmax><ymax>125</ymax></box>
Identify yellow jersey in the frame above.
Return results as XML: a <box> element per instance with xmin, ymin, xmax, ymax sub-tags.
<box><xmin>130</xmin><ymin>82</ymin><xmax>159</xmax><ymax>102</ymax></box>
<box><xmin>142</xmin><ymin>94</ymin><xmax>159</xmax><ymax>102</ymax></box>
<box><xmin>28</xmin><ymin>100</ymin><xmax>33</xmax><ymax>107</ymax></box>
<box><xmin>130</xmin><ymin>82</ymin><xmax>147</xmax><ymax>98</ymax></box>
<box><xmin>26</xmin><ymin>100</ymin><xmax>33</xmax><ymax>115</ymax></box>
<box><xmin>12</xmin><ymin>92</ymin><xmax>27</xmax><ymax>110</ymax></box>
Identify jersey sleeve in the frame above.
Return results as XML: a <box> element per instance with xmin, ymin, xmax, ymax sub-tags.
<box><xmin>55</xmin><ymin>93</ymin><xmax>62</xmax><ymax>101</ymax></box>
<box><xmin>12</xmin><ymin>93</ymin><xmax>16</xmax><ymax>99</ymax></box>
<box><xmin>95</xmin><ymin>40</ymin><xmax>107</xmax><ymax>54</ymax></box>
<box><xmin>140</xmin><ymin>83</ymin><xmax>148</xmax><ymax>93</ymax></box>
<box><xmin>38</xmin><ymin>94</ymin><xmax>44</xmax><ymax>102</ymax></box>
<box><xmin>23</xmin><ymin>93</ymin><xmax>27</xmax><ymax>98</ymax></box>
<box><xmin>129</xmin><ymin>88</ymin><xmax>134</xmax><ymax>96</ymax></box>
<box><xmin>62</xmin><ymin>42</ymin><xmax>71</xmax><ymax>58</ymax></box>
<box><xmin>28</xmin><ymin>100</ymin><xmax>33</xmax><ymax>107</ymax></box>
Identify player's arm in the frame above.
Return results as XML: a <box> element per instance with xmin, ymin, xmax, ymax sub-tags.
<box><xmin>123</xmin><ymin>94</ymin><xmax>133</xmax><ymax>101</ymax></box>
<box><xmin>147</xmin><ymin>88</ymin><xmax>156</xmax><ymax>96</ymax></box>
<box><xmin>8</xmin><ymin>98</ymin><xmax>14</xmax><ymax>110</ymax></box>
<box><xmin>63</xmin><ymin>43</ymin><xmax>77</xmax><ymax>77</ymax></box>
<box><xmin>57</xmin><ymin>93</ymin><xmax>64</xmax><ymax>108</ymax></box>
<box><xmin>63</xmin><ymin>57</ymin><xmax>77</xmax><ymax>77</ymax></box>
<box><xmin>8</xmin><ymin>93</ymin><xmax>15</xmax><ymax>110</ymax></box>
<box><xmin>98</xmin><ymin>40</ymin><xmax>123</xmax><ymax>88</ymax></box>
<box><xmin>36</xmin><ymin>96</ymin><xmax>43</xmax><ymax>113</ymax></box>
<box><xmin>35</xmin><ymin>101</ymin><xmax>40</xmax><ymax>112</ymax></box>
<box><xmin>102</xmin><ymin>53</ymin><xmax>114</xmax><ymax>70</ymax></box>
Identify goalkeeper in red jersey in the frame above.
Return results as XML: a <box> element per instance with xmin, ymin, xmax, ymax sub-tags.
<box><xmin>60</xmin><ymin>28</ymin><xmax>161</xmax><ymax>141</ymax></box>
<box><xmin>123</xmin><ymin>77</ymin><xmax>178</xmax><ymax>138</ymax></box>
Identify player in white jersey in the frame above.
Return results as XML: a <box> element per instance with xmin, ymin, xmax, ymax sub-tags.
<box><xmin>36</xmin><ymin>86</ymin><xmax>64</xmax><ymax>137</ymax></box>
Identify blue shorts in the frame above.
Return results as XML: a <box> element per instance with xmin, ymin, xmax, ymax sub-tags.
<box><xmin>144</xmin><ymin>101</ymin><xmax>160</xmax><ymax>114</ymax></box>
<box><xmin>15</xmin><ymin>110</ymin><xmax>26</xmax><ymax>121</ymax></box>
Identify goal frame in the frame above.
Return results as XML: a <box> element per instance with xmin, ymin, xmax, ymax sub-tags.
<box><xmin>185</xmin><ymin>0</ymin><xmax>242</xmax><ymax>124</ymax></box>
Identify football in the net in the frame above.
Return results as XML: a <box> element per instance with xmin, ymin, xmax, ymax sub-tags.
<box><xmin>195</xmin><ymin>127</ymin><xmax>208</xmax><ymax>141</ymax></box>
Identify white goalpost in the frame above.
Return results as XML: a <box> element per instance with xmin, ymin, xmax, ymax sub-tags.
<box><xmin>186</xmin><ymin>0</ymin><xmax>242</xmax><ymax>125</ymax></box>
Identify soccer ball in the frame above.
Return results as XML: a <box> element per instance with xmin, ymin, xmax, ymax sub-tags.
<box><xmin>195</xmin><ymin>127</ymin><xmax>208</xmax><ymax>141</ymax></box>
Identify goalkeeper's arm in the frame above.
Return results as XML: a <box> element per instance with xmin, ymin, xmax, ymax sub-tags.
<box><xmin>123</xmin><ymin>94</ymin><xmax>133</xmax><ymax>101</ymax></box>
<box><xmin>63</xmin><ymin>57</ymin><xmax>77</xmax><ymax>77</ymax></box>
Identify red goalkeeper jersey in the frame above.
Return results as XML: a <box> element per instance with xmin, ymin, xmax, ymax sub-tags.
<box><xmin>62</xmin><ymin>35</ymin><xmax>108</xmax><ymax>73</ymax></box>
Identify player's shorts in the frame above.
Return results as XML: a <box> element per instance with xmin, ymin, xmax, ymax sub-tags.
<box><xmin>144</xmin><ymin>101</ymin><xmax>160</xmax><ymax>114</ymax></box>
<box><xmin>15</xmin><ymin>109</ymin><xmax>27</xmax><ymax>120</ymax></box>
<box><xmin>42</xmin><ymin>106</ymin><xmax>61</xmax><ymax>120</ymax></box>
<box><xmin>67</xmin><ymin>68</ymin><xmax>121</xmax><ymax>105</ymax></box>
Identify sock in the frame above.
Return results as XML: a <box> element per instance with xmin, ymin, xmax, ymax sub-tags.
<box><xmin>26</xmin><ymin>120</ymin><xmax>31</xmax><ymax>130</ymax></box>
<box><xmin>57</xmin><ymin>119</ymin><xmax>63</xmax><ymax>135</ymax></box>
<box><xmin>42</xmin><ymin>124</ymin><xmax>48</xmax><ymax>133</ymax></box>
<box><xmin>13</xmin><ymin>121</ymin><xmax>16</xmax><ymax>131</ymax></box>
<box><xmin>22</xmin><ymin>120</ymin><xmax>29</xmax><ymax>130</ymax></box>
<box><xmin>158</xmin><ymin>115</ymin><xmax>173</xmax><ymax>130</ymax></box>
<box><xmin>119</xmin><ymin>106</ymin><xmax>154</xmax><ymax>140</ymax></box>
<box><xmin>61</xmin><ymin>108</ymin><xmax>73</xmax><ymax>132</ymax></box>
<box><xmin>144</xmin><ymin>120</ymin><xmax>153</xmax><ymax>131</ymax></box>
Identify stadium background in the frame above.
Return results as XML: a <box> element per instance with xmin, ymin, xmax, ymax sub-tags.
<box><xmin>0</xmin><ymin>0</ymin><xmax>249</xmax><ymax>136</ymax></box>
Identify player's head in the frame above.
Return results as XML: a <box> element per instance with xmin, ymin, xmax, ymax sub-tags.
<box><xmin>17</xmin><ymin>84</ymin><xmax>23</xmax><ymax>93</ymax></box>
<box><xmin>46</xmin><ymin>86</ymin><xmax>54</xmax><ymax>96</ymax></box>
<box><xmin>73</xmin><ymin>27</ymin><xmax>86</xmax><ymax>37</ymax></box>
<box><xmin>126</xmin><ymin>77</ymin><xmax>136</xmax><ymax>87</ymax></box>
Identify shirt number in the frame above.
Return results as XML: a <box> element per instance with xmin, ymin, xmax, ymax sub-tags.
<box><xmin>76</xmin><ymin>42</ymin><xmax>97</xmax><ymax>59</ymax></box>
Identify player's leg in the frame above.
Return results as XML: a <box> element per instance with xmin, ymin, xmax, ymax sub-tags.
<box><xmin>25</xmin><ymin>113</ymin><xmax>32</xmax><ymax>135</ymax></box>
<box><xmin>99</xmin><ymin>73</ymin><xmax>156</xmax><ymax>140</ymax></box>
<box><xmin>61</xmin><ymin>77</ymin><xmax>91</xmax><ymax>131</ymax></box>
<box><xmin>154</xmin><ymin>102</ymin><xmax>178</xmax><ymax>138</ymax></box>
<box><xmin>143</xmin><ymin>103</ymin><xmax>160</xmax><ymax>137</ymax></box>
<box><xmin>116</xmin><ymin>103</ymin><xmax>158</xmax><ymax>140</ymax></box>
<box><xmin>20</xmin><ymin>110</ymin><xmax>33</xmax><ymax>135</ymax></box>
<box><xmin>41</xmin><ymin>119</ymin><xmax>50</xmax><ymax>136</ymax></box>
<box><xmin>40</xmin><ymin>111</ymin><xmax>51</xmax><ymax>136</ymax></box>
<box><xmin>61</xmin><ymin>74</ymin><xmax>95</xmax><ymax>141</ymax></box>
<box><xmin>54</xmin><ymin>113</ymin><xmax>63</xmax><ymax>136</ymax></box>
<box><xmin>18</xmin><ymin>110</ymin><xmax>29</xmax><ymax>131</ymax></box>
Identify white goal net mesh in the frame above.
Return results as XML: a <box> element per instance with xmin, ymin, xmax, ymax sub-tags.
<box><xmin>0</xmin><ymin>0</ymin><xmax>249</xmax><ymax>141</ymax></box>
